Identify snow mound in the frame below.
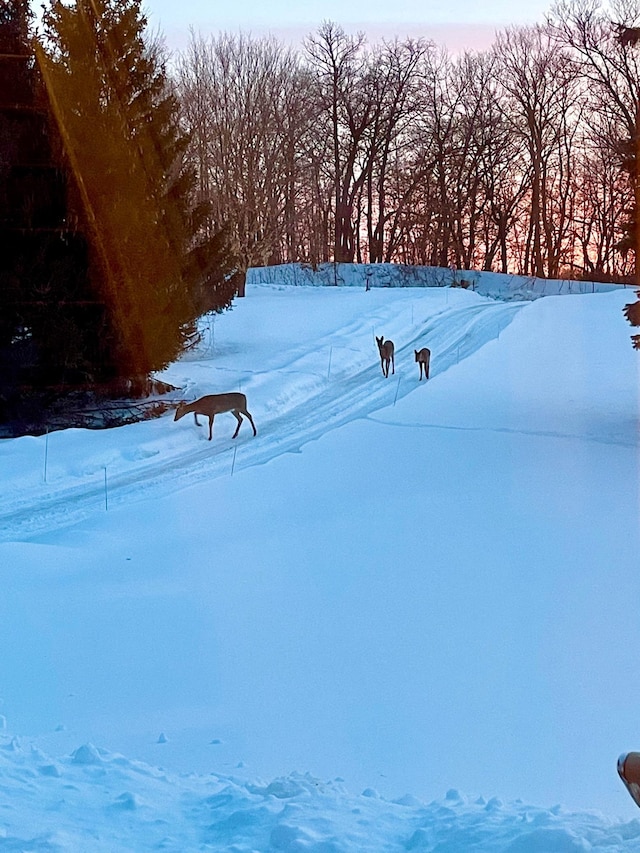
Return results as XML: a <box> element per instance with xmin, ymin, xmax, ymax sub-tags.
<box><xmin>0</xmin><ymin>736</ymin><xmax>638</xmax><ymax>852</ymax></box>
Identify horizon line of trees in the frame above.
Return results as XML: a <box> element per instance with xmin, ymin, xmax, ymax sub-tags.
<box><xmin>172</xmin><ymin>1</ymin><xmax>640</xmax><ymax>285</ymax></box>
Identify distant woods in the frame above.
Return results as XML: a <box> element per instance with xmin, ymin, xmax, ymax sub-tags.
<box><xmin>173</xmin><ymin>4</ymin><xmax>640</xmax><ymax>282</ymax></box>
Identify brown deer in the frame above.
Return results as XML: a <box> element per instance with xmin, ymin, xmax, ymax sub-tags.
<box><xmin>415</xmin><ymin>347</ymin><xmax>430</xmax><ymax>380</ymax></box>
<box><xmin>174</xmin><ymin>393</ymin><xmax>257</xmax><ymax>441</ymax></box>
<box><xmin>376</xmin><ymin>336</ymin><xmax>395</xmax><ymax>377</ymax></box>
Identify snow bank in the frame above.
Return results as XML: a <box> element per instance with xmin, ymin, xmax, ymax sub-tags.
<box><xmin>1</xmin><ymin>735</ymin><xmax>639</xmax><ymax>852</ymax></box>
<box><xmin>247</xmin><ymin>262</ymin><xmax>627</xmax><ymax>300</ymax></box>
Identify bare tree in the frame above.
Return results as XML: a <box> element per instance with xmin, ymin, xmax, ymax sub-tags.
<box><xmin>360</xmin><ymin>38</ymin><xmax>430</xmax><ymax>263</ymax></box>
<box><xmin>493</xmin><ymin>25</ymin><xmax>580</xmax><ymax>277</ymax></box>
<box><xmin>457</xmin><ymin>52</ymin><xmax>531</xmax><ymax>272</ymax></box>
<box><xmin>573</xmin><ymin>124</ymin><xmax>632</xmax><ymax>276</ymax></box>
<box><xmin>304</xmin><ymin>22</ymin><xmax>372</xmax><ymax>263</ymax></box>
<box><xmin>176</xmin><ymin>32</ymin><xmax>311</xmax><ymax>275</ymax></box>
<box><xmin>549</xmin><ymin>0</ymin><xmax>640</xmax><ymax>279</ymax></box>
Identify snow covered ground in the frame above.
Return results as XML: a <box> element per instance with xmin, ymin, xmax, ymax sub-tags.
<box><xmin>0</xmin><ymin>272</ymin><xmax>639</xmax><ymax>850</ymax></box>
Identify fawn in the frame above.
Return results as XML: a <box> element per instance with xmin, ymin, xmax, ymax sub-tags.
<box><xmin>376</xmin><ymin>336</ymin><xmax>395</xmax><ymax>378</ymax></box>
<box><xmin>415</xmin><ymin>348</ymin><xmax>430</xmax><ymax>380</ymax></box>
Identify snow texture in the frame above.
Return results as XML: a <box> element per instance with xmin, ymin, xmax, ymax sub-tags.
<box><xmin>0</xmin><ymin>264</ymin><xmax>639</xmax><ymax>850</ymax></box>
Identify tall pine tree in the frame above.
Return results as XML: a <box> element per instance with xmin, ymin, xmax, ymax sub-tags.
<box><xmin>0</xmin><ymin>0</ymin><xmax>112</xmax><ymax>429</ymax></box>
<box><xmin>38</xmin><ymin>0</ymin><xmax>237</xmax><ymax>378</ymax></box>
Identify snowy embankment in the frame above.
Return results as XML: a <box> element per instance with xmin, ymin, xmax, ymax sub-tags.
<box><xmin>247</xmin><ymin>261</ymin><xmax>625</xmax><ymax>300</ymax></box>
<box><xmin>0</xmin><ymin>275</ymin><xmax>639</xmax><ymax>851</ymax></box>
<box><xmin>1</xmin><ymin>737</ymin><xmax>637</xmax><ymax>853</ymax></box>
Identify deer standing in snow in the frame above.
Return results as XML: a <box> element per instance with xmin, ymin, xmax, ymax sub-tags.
<box><xmin>415</xmin><ymin>347</ymin><xmax>431</xmax><ymax>380</ymax></box>
<box><xmin>376</xmin><ymin>336</ymin><xmax>395</xmax><ymax>378</ymax></box>
<box><xmin>173</xmin><ymin>393</ymin><xmax>257</xmax><ymax>441</ymax></box>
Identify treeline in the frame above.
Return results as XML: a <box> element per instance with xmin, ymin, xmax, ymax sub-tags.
<box><xmin>173</xmin><ymin>2</ymin><xmax>640</xmax><ymax>281</ymax></box>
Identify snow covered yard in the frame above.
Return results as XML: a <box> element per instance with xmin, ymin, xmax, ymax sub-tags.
<box><xmin>0</xmin><ymin>277</ymin><xmax>639</xmax><ymax>850</ymax></box>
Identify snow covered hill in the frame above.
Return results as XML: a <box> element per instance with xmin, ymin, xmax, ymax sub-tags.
<box><xmin>0</xmin><ymin>287</ymin><xmax>522</xmax><ymax>540</ymax></box>
<box><xmin>0</xmin><ymin>270</ymin><xmax>639</xmax><ymax>850</ymax></box>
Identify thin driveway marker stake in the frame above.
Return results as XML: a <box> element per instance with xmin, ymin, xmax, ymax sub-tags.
<box><xmin>327</xmin><ymin>346</ymin><xmax>333</xmax><ymax>378</ymax></box>
<box><xmin>43</xmin><ymin>427</ymin><xmax>49</xmax><ymax>484</ymax></box>
<box><xmin>231</xmin><ymin>445</ymin><xmax>237</xmax><ymax>476</ymax></box>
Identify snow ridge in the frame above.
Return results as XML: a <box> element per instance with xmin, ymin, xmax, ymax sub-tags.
<box><xmin>1</xmin><ymin>736</ymin><xmax>638</xmax><ymax>852</ymax></box>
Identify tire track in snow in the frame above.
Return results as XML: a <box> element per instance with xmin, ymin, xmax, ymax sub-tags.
<box><xmin>0</xmin><ymin>299</ymin><xmax>524</xmax><ymax>541</ymax></box>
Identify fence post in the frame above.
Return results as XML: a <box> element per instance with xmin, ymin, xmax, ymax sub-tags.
<box><xmin>43</xmin><ymin>427</ymin><xmax>49</xmax><ymax>484</ymax></box>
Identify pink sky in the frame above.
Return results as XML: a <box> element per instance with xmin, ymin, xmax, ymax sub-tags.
<box><xmin>158</xmin><ymin>20</ymin><xmax>505</xmax><ymax>53</ymax></box>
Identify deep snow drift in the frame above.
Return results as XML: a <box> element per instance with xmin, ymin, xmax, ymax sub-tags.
<box><xmin>0</xmin><ymin>271</ymin><xmax>639</xmax><ymax>850</ymax></box>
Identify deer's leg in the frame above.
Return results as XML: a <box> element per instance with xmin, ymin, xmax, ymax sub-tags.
<box><xmin>391</xmin><ymin>353</ymin><xmax>395</xmax><ymax>375</ymax></box>
<box><xmin>231</xmin><ymin>410</ymin><xmax>243</xmax><ymax>439</ymax></box>
<box><xmin>242</xmin><ymin>408</ymin><xmax>257</xmax><ymax>436</ymax></box>
<box><xmin>419</xmin><ymin>363</ymin><xmax>423</xmax><ymax>380</ymax></box>
<box><xmin>208</xmin><ymin>415</ymin><xmax>214</xmax><ymax>440</ymax></box>
<box><xmin>194</xmin><ymin>413</ymin><xmax>202</xmax><ymax>427</ymax></box>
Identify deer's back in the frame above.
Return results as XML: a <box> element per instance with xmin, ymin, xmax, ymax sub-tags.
<box><xmin>201</xmin><ymin>392</ymin><xmax>247</xmax><ymax>411</ymax></box>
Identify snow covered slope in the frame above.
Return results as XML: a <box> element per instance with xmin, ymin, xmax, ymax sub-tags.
<box><xmin>0</xmin><ymin>275</ymin><xmax>639</xmax><ymax>850</ymax></box>
<box><xmin>0</xmin><ymin>288</ymin><xmax>520</xmax><ymax>540</ymax></box>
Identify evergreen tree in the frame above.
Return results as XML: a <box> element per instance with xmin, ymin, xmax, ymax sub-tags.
<box><xmin>38</xmin><ymin>0</ymin><xmax>237</xmax><ymax>378</ymax></box>
<box><xmin>623</xmin><ymin>291</ymin><xmax>640</xmax><ymax>349</ymax></box>
<box><xmin>0</xmin><ymin>0</ymin><xmax>111</xmax><ymax>426</ymax></box>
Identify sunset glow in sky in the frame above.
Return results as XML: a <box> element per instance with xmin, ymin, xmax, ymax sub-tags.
<box><xmin>143</xmin><ymin>0</ymin><xmax>554</xmax><ymax>51</ymax></box>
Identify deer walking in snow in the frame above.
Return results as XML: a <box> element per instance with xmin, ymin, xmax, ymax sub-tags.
<box><xmin>173</xmin><ymin>393</ymin><xmax>257</xmax><ymax>441</ymax></box>
<box><xmin>376</xmin><ymin>336</ymin><xmax>395</xmax><ymax>378</ymax></box>
<box><xmin>415</xmin><ymin>347</ymin><xmax>430</xmax><ymax>380</ymax></box>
